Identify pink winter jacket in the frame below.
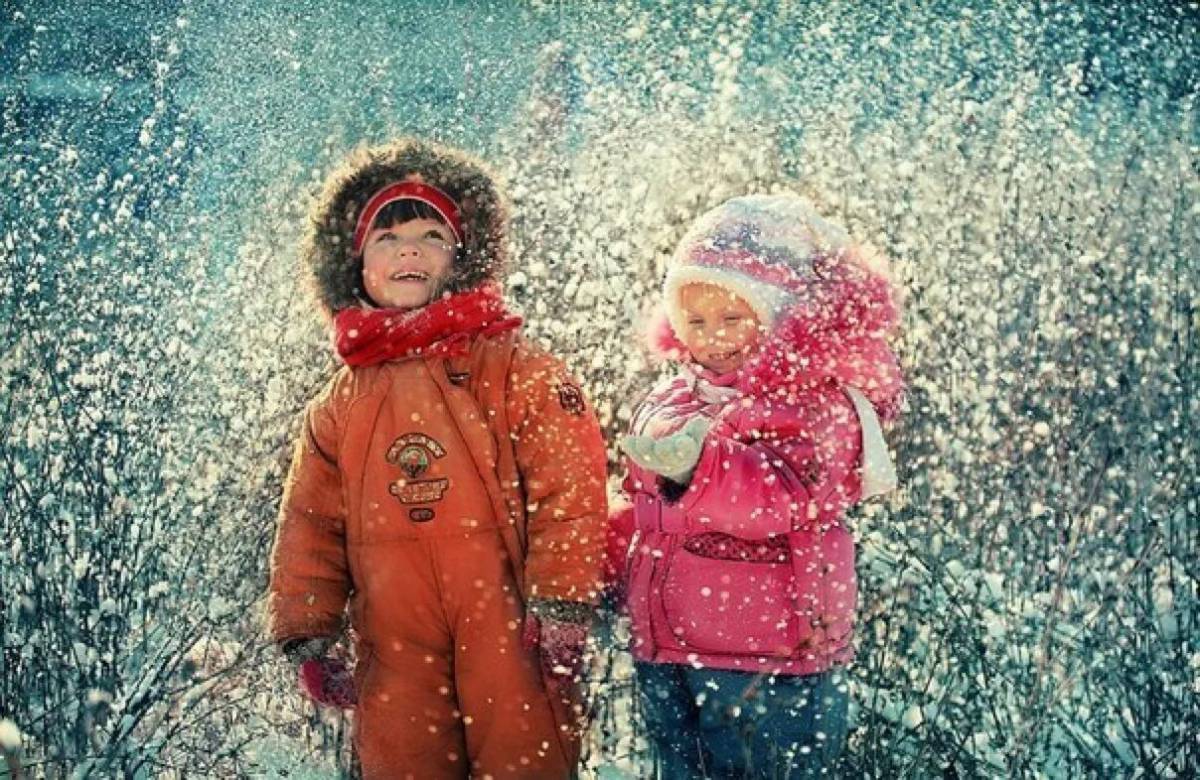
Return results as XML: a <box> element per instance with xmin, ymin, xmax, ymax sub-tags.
<box><xmin>613</xmin><ymin>242</ymin><xmax>906</xmax><ymax>671</ymax></box>
<box><xmin>617</xmin><ymin>367</ymin><xmax>869</xmax><ymax>675</ymax></box>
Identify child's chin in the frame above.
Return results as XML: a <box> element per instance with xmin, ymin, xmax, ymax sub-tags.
<box><xmin>377</xmin><ymin>286</ymin><xmax>432</xmax><ymax>309</ymax></box>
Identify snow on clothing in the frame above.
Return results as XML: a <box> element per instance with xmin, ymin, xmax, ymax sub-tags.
<box><xmin>269</xmin><ymin>328</ymin><xmax>607</xmax><ymax>635</ymax></box>
<box><xmin>621</xmin><ymin>367</ymin><xmax>867</xmax><ymax>674</ymax></box>
<box><xmin>267</xmin><ymin>139</ymin><xmax>608</xmax><ymax>779</ymax></box>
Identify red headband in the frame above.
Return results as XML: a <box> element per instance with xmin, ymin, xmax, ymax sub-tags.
<box><xmin>351</xmin><ymin>181</ymin><xmax>464</xmax><ymax>255</ymax></box>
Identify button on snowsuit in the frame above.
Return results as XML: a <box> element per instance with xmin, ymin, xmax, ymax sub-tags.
<box><xmin>266</xmin><ymin>139</ymin><xmax>608</xmax><ymax>779</ymax></box>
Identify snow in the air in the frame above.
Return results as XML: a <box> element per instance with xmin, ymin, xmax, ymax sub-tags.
<box><xmin>1</xmin><ymin>1</ymin><xmax>1197</xmax><ymax>777</ymax></box>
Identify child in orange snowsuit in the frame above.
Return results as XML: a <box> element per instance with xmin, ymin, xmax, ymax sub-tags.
<box><xmin>267</xmin><ymin>138</ymin><xmax>608</xmax><ymax>779</ymax></box>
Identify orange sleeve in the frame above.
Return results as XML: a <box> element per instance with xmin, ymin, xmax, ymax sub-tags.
<box><xmin>267</xmin><ymin>374</ymin><xmax>352</xmax><ymax>644</ymax></box>
<box><xmin>508</xmin><ymin>346</ymin><xmax>609</xmax><ymax>604</ymax></box>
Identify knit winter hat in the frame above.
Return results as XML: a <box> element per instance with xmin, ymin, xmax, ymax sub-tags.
<box><xmin>664</xmin><ymin>194</ymin><xmax>853</xmax><ymax>334</ymax></box>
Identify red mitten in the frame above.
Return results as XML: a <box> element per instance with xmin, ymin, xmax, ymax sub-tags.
<box><xmin>522</xmin><ymin>613</ymin><xmax>590</xmax><ymax>685</ymax></box>
<box><xmin>298</xmin><ymin>657</ymin><xmax>357</xmax><ymax>709</ymax></box>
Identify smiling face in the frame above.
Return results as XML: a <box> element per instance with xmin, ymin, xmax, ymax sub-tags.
<box><xmin>360</xmin><ymin>215</ymin><xmax>456</xmax><ymax>309</ymax></box>
<box><xmin>677</xmin><ymin>282</ymin><xmax>763</xmax><ymax>373</ymax></box>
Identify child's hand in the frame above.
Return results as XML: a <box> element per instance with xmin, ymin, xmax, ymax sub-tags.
<box><xmin>298</xmin><ymin>657</ymin><xmax>358</xmax><ymax>709</ymax></box>
<box><xmin>524</xmin><ymin>615</ymin><xmax>589</xmax><ymax>681</ymax></box>
<box><xmin>619</xmin><ymin>416</ymin><xmax>712</xmax><ymax>483</ymax></box>
<box><xmin>522</xmin><ymin>602</ymin><xmax>592</xmax><ymax>691</ymax></box>
<box><xmin>283</xmin><ymin>636</ymin><xmax>357</xmax><ymax>709</ymax></box>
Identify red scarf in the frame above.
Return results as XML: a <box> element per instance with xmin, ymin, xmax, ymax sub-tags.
<box><xmin>333</xmin><ymin>284</ymin><xmax>522</xmax><ymax>367</ymax></box>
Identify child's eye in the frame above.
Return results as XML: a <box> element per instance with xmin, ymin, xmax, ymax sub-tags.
<box><xmin>375</xmin><ymin>232</ymin><xmax>396</xmax><ymax>241</ymax></box>
<box><xmin>420</xmin><ymin>231</ymin><xmax>454</xmax><ymax>250</ymax></box>
<box><xmin>687</xmin><ymin>319</ymin><xmax>705</xmax><ymax>327</ymax></box>
<box><xmin>723</xmin><ymin>315</ymin><xmax>742</xmax><ymax>323</ymax></box>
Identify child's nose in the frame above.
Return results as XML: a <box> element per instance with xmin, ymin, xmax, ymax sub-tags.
<box><xmin>393</xmin><ymin>240</ymin><xmax>420</xmax><ymax>257</ymax></box>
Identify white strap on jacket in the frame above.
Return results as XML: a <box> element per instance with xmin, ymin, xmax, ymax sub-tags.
<box><xmin>845</xmin><ymin>386</ymin><xmax>897</xmax><ymax>499</ymax></box>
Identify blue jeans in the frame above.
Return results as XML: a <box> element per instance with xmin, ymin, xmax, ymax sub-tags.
<box><xmin>635</xmin><ymin>662</ymin><xmax>849</xmax><ymax>779</ymax></box>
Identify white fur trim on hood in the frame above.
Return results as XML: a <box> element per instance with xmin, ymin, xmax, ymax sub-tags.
<box><xmin>663</xmin><ymin>265</ymin><xmax>790</xmax><ymax>335</ymax></box>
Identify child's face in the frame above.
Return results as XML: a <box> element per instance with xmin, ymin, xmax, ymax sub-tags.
<box><xmin>361</xmin><ymin>217</ymin><xmax>456</xmax><ymax>309</ymax></box>
<box><xmin>678</xmin><ymin>283</ymin><xmax>762</xmax><ymax>373</ymax></box>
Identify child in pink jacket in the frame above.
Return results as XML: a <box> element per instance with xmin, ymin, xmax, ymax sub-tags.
<box><xmin>611</xmin><ymin>195</ymin><xmax>904</xmax><ymax>777</ymax></box>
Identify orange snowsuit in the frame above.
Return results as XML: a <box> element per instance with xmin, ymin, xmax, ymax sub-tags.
<box><xmin>268</xmin><ymin>328</ymin><xmax>608</xmax><ymax>778</ymax></box>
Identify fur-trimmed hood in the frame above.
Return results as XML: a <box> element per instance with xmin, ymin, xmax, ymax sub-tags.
<box><xmin>302</xmin><ymin>138</ymin><xmax>509</xmax><ymax>320</ymax></box>
<box><xmin>646</xmin><ymin>244</ymin><xmax>905</xmax><ymax>421</ymax></box>
<box><xmin>647</xmin><ymin>194</ymin><xmax>904</xmax><ymax>420</ymax></box>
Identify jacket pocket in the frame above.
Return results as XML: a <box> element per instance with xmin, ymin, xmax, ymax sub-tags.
<box><xmin>659</xmin><ymin>535</ymin><xmax>810</xmax><ymax>657</ymax></box>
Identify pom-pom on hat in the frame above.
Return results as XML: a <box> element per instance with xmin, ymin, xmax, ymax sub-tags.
<box><xmin>663</xmin><ymin>194</ymin><xmax>853</xmax><ymax>334</ymax></box>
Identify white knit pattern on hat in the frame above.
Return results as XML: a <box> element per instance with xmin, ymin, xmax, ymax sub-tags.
<box><xmin>665</xmin><ymin>194</ymin><xmax>853</xmax><ymax>332</ymax></box>
<box><xmin>676</xmin><ymin>194</ymin><xmax>851</xmax><ymax>265</ymax></box>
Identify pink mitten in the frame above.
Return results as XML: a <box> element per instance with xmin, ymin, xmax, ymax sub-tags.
<box><xmin>298</xmin><ymin>657</ymin><xmax>357</xmax><ymax>709</ymax></box>
<box><xmin>603</xmin><ymin>506</ymin><xmax>636</xmax><ymax>605</ymax></box>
